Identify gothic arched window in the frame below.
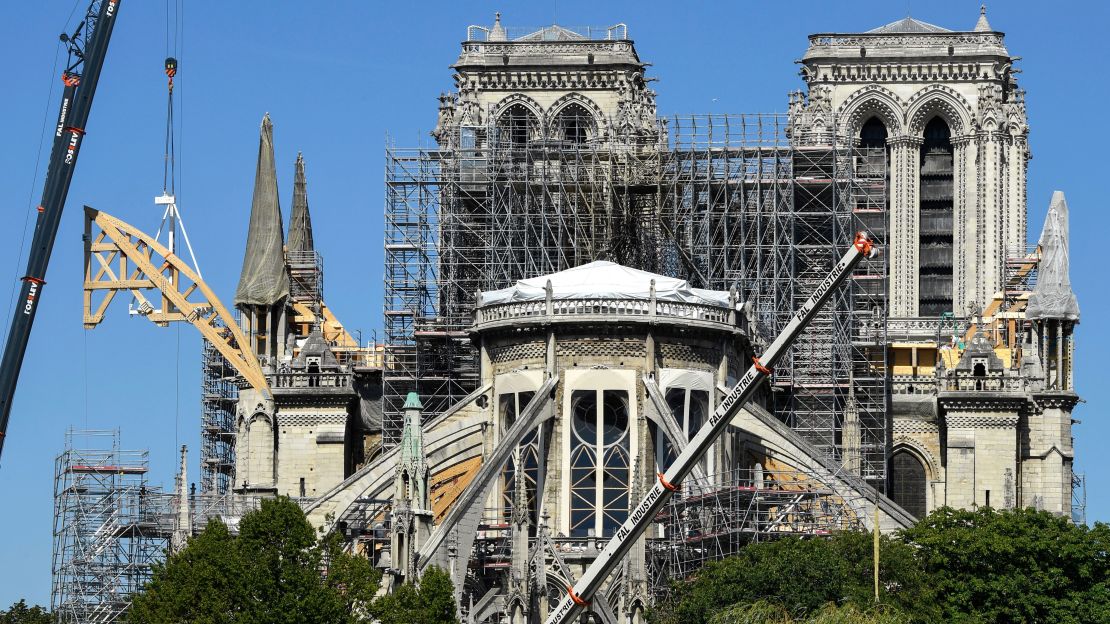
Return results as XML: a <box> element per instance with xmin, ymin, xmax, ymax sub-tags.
<box><xmin>496</xmin><ymin>103</ymin><xmax>538</xmax><ymax>148</ymax></box>
<box><xmin>500</xmin><ymin>390</ymin><xmax>538</xmax><ymax>526</ymax></box>
<box><xmin>569</xmin><ymin>389</ymin><xmax>630</xmax><ymax>537</ymax></box>
<box><xmin>553</xmin><ymin>103</ymin><xmax>596</xmax><ymax>144</ymax></box>
<box><xmin>858</xmin><ymin>116</ymin><xmax>890</xmax><ymax>262</ymax></box>
<box><xmin>891</xmin><ymin>449</ymin><xmax>927</xmax><ymax>519</ymax></box>
<box><xmin>655</xmin><ymin>387</ymin><xmax>709</xmax><ymax>473</ymax></box>
<box><xmin>919</xmin><ymin>116</ymin><xmax>954</xmax><ymax>316</ymax></box>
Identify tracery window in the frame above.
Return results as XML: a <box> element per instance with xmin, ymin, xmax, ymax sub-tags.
<box><xmin>569</xmin><ymin>390</ymin><xmax>630</xmax><ymax>537</ymax></box>
<box><xmin>890</xmin><ymin>450</ymin><xmax>927</xmax><ymax>519</ymax></box>
<box><xmin>500</xmin><ymin>391</ymin><xmax>538</xmax><ymax>524</ymax></box>
<box><xmin>553</xmin><ymin>103</ymin><xmax>596</xmax><ymax>144</ymax></box>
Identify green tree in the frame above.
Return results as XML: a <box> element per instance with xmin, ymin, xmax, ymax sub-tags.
<box><xmin>368</xmin><ymin>566</ymin><xmax>459</xmax><ymax>624</ymax></box>
<box><xmin>237</xmin><ymin>497</ymin><xmax>344</xmax><ymax>624</ymax></box>
<box><xmin>321</xmin><ymin>532</ymin><xmax>383</xmax><ymax>621</ymax></box>
<box><xmin>649</xmin><ymin>532</ymin><xmax>936</xmax><ymax>624</ymax></box>
<box><xmin>129</xmin><ymin>518</ymin><xmax>247</xmax><ymax>624</ymax></box>
<box><xmin>0</xmin><ymin>600</ymin><xmax>52</xmax><ymax>624</ymax></box>
<box><xmin>901</xmin><ymin>507</ymin><xmax>1110</xmax><ymax>623</ymax></box>
<box><xmin>709</xmin><ymin>601</ymin><xmax>910</xmax><ymax>624</ymax></box>
<box><xmin>130</xmin><ymin>497</ymin><xmax>377</xmax><ymax>624</ymax></box>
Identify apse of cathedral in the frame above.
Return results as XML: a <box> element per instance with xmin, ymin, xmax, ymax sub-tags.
<box><xmin>219</xmin><ymin>8</ymin><xmax>1079</xmax><ymax>622</ymax></box>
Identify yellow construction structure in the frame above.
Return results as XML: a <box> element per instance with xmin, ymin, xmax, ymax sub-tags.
<box><xmin>82</xmin><ymin>206</ymin><xmax>269</xmax><ymax>395</ymax></box>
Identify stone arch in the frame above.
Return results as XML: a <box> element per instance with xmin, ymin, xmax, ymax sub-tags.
<box><xmin>891</xmin><ymin>437</ymin><xmax>938</xmax><ymax>519</ymax></box>
<box><xmin>491</xmin><ymin>94</ymin><xmax>543</xmax><ymax>146</ymax></box>
<box><xmin>490</xmin><ymin>93</ymin><xmax>544</xmax><ymax>123</ymax></box>
<box><xmin>836</xmin><ymin>85</ymin><xmax>906</xmax><ymax>138</ymax></box>
<box><xmin>546</xmin><ymin>92</ymin><xmax>606</xmax><ymax>139</ymax></box>
<box><xmin>906</xmin><ymin>85</ymin><xmax>973</xmax><ymax>137</ymax></box>
<box><xmin>547</xmin><ymin>92</ymin><xmax>605</xmax><ymax>125</ymax></box>
<box><xmin>892</xmin><ymin>436</ymin><xmax>939</xmax><ymax>480</ymax></box>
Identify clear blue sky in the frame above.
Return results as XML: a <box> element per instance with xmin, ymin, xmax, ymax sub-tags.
<box><xmin>0</xmin><ymin>0</ymin><xmax>1106</xmax><ymax>608</ymax></box>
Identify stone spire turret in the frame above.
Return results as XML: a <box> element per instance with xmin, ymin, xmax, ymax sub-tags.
<box><xmin>287</xmin><ymin>152</ymin><xmax>315</xmax><ymax>254</ymax></box>
<box><xmin>489</xmin><ymin>12</ymin><xmax>507</xmax><ymax>41</ymax></box>
<box><xmin>974</xmin><ymin>5</ymin><xmax>993</xmax><ymax>32</ymax></box>
<box><xmin>171</xmin><ymin>445</ymin><xmax>191</xmax><ymax>553</ymax></box>
<box><xmin>397</xmin><ymin>392</ymin><xmax>430</xmax><ymax>509</ymax></box>
<box><xmin>235</xmin><ymin>113</ymin><xmax>289</xmax><ymax>308</ymax></box>
<box><xmin>1027</xmin><ymin>192</ymin><xmax>1079</xmax><ymax>321</ymax></box>
<box><xmin>390</xmin><ymin>393</ymin><xmax>433</xmax><ymax>585</ymax></box>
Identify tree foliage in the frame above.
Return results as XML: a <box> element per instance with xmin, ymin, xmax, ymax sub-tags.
<box><xmin>368</xmin><ymin>566</ymin><xmax>459</xmax><ymax>624</ymax></box>
<box><xmin>650</xmin><ymin>531</ymin><xmax>935</xmax><ymax>624</ymax></box>
<box><xmin>709</xmin><ymin>601</ymin><xmax>910</xmax><ymax>624</ymax></box>
<box><xmin>653</xmin><ymin>507</ymin><xmax>1110</xmax><ymax>624</ymax></box>
<box><xmin>900</xmin><ymin>507</ymin><xmax>1110</xmax><ymax>623</ymax></box>
<box><xmin>0</xmin><ymin>600</ymin><xmax>52</xmax><ymax>624</ymax></box>
<box><xmin>128</xmin><ymin>497</ymin><xmax>381</xmax><ymax>624</ymax></box>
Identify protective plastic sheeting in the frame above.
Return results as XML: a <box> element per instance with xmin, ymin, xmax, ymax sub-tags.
<box><xmin>1026</xmin><ymin>191</ymin><xmax>1079</xmax><ymax>321</ymax></box>
<box><xmin>478</xmin><ymin>260</ymin><xmax>732</xmax><ymax>307</ymax></box>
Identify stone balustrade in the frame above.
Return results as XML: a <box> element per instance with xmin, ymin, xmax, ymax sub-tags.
<box><xmin>474</xmin><ymin>296</ymin><xmax>736</xmax><ymax>329</ymax></box>
<box><xmin>270</xmin><ymin>372</ymin><xmax>353</xmax><ymax>390</ymax></box>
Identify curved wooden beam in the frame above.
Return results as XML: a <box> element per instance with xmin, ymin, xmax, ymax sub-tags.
<box><xmin>82</xmin><ymin>206</ymin><xmax>269</xmax><ymax>395</ymax></box>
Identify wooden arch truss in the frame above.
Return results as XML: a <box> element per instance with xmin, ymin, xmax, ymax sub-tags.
<box><xmin>82</xmin><ymin>206</ymin><xmax>269</xmax><ymax>395</ymax></box>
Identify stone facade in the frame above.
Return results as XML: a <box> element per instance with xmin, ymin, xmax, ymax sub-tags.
<box><xmin>235</xmin><ymin>330</ymin><xmax>357</xmax><ymax>498</ymax></box>
<box><xmin>793</xmin><ymin>11</ymin><xmax>1028</xmax><ymax>317</ymax></box>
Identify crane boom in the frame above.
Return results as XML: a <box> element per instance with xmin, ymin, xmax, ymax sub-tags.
<box><xmin>0</xmin><ymin>0</ymin><xmax>122</xmax><ymax>460</ymax></box>
<box><xmin>545</xmin><ymin>232</ymin><xmax>877</xmax><ymax>624</ymax></box>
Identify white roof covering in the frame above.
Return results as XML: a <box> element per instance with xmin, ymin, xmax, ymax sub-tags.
<box><xmin>478</xmin><ymin>261</ymin><xmax>732</xmax><ymax>308</ymax></box>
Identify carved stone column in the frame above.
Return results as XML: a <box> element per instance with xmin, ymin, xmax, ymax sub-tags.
<box><xmin>1007</xmin><ymin>131</ymin><xmax>1029</xmax><ymax>254</ymax></box>
<box><xmin>951</xmin><ymin>135</ymin><xmax>973</xmax><ymax>312</ymax></box>
<box><xmin>888</xmin><ymin>136</ymin><xmax>922</xmax><ymax>316</ymax></box>
<box><xmin>974</xmin><ymin>130</ymin><xmax>1005</xmax><ymax>310</ymax></box>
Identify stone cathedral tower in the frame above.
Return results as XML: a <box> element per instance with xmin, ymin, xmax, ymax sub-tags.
<box><xmin>794</xmin><ymin>8</ymin><xmax>1027</xmax><ymax>318</ymax></box>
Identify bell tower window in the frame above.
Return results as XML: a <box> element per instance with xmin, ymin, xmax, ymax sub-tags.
<box><xmin>496</xmin><ymin>103</ymin><xmax>538</xmax><ymax>148</ymax></box>
<box><xmin>919</xmin><ymin>116</ymin><xmax>954</xmax><ymax>316</ymax></box>
<box><xmin>553</xmin><ymin>103</ymin><xmax>596</xmax><ymax>144</ymax></box>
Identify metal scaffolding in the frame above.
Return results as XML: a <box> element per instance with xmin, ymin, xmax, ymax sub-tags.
<box><xmin>51</xmin><ymin>430</ymin><xmax>173</xmax><ymax>624</ymax></box>
<box><xmin>647</xmin><ymin>466</ymin><xmax>868</xmax><ymax>591</ymax></box>
<box><xmin>201</xmin><ymin>335</ymin><xmax>237</xmax><ymax>494</ymax></box>
<box><xmin>384</xmin><ymin>112</ymin><xmax>888</xmax><ymax>484</ymax></box>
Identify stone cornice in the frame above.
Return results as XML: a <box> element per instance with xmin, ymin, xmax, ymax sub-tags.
<box><xmin>1032</xmin><ymin>392</ymin><xmax>1080</xmax><ymax>411</ymax></box>
<box><xmin>938</xmin><ymin>392</ymin><xmax>1029</xmax><ymax>412</ymax></box>
<box><xmin>804</xmin><ymin>61</ymin><xmax>1006</xmax><ymax>85</ymax></box>
<box><xmin>464</xmin><ymin>70</ymin><xmax>631</xmax><ymax>92</ymax></box>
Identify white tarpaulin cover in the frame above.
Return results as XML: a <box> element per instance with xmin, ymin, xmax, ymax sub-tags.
<box><xmin>1026</xmin><ymin>191</ymin><xmax>1080</xmax><ymax>321</ymax></box>
<box><xmin>478</xmin><ymin>261</ymin><xmax>732</xmax><ymax>308</ymax></box>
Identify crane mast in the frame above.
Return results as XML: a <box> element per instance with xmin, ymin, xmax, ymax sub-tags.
<box><xmin>0</xmin><ymin>0</ymin><xmax>122</xmax><ymax>460</ymax></box>
<box><xmin>545</xmin><ymin>232</ymin><xmax>878</xmax><ymax>624</ymax></box>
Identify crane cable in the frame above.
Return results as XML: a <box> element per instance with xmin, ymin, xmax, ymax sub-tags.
<box><xmin>164</xmin><ymin>0</ymin><xmax>182</xmax><ymax>457</ymax></box>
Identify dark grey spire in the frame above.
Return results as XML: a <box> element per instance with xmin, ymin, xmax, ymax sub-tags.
<box><xmin>287</xmin><ymin>152</ymin><xmax>314</xmax><ymax>254</ymax></box>
<box><xmin>234</xmin><ymin>113</ymin><xmax>289</xmax><ymax>308</ymax></box>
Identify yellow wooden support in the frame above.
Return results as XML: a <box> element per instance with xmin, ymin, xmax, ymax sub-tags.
<box><xmin>82</xmin><ymin>206</ymin><xmax>269</xmax><ymax>396</ymax></box>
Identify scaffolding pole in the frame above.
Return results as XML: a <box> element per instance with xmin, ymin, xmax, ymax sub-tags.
<box><xmin>383</xmin><ymin>112</ymin><xmax>888</xmax><ymax>487</ymax></box>
<box><xmin>51</xmin><ymin>429</ymin><xmax>173</xmax><ymax>624</ymax></box>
